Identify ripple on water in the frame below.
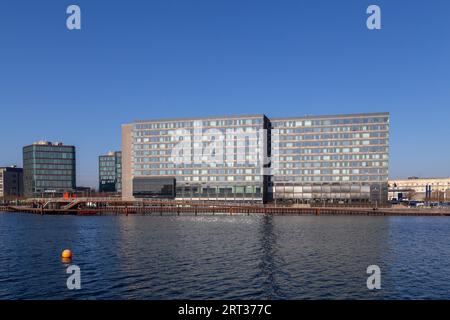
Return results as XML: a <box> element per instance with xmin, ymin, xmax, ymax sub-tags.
<box><xmin>1</xmin><ymin>214</ymin><xmax>450</xmax><ymax>299</ymax></box>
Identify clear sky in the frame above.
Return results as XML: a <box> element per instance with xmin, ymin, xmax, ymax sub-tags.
<box><xmin>0</xmin><ymin>0</ymin><xmax>449</xmax><ymax>188</ymax></box>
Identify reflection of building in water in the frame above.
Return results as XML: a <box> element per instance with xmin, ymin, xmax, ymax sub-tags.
<box><xmin>257</xmin><ymin>215</ymin><xmax>282</xmax><ymax>298</ymax></box>
<box><xmin>389</xmin><ymin>177</ymin><xmax>450</xmax><ymax>201</ymax></box>
<box><xmin>264</xmin><ymin>216</ymin><xmax>390</xmax><ymax>299</ymax></box>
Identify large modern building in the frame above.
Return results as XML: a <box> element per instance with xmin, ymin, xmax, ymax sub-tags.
<box><xmin>23</xmin><ymin>141</ymin><xmax>76</xmax><ymax>198</ymax></box>
<box><xmin>99</xmin><ymin>151</ymin><xmax>122</xmax><ymax>193</ymax></box>
<box><xmin>122</xmin><ymin>112</ymin><xmax>389</xmax><ymax>204</ymax></box>
<box><xmin>122</xmin><ymin>115</ymin><xmax>269</xmax><ymax>201</ymax></box>
<box><xmin>270</xmin><ymin>113</ymin><xmax>389</xmax><ymax>204</ymax></box>
<box><xmin>0</xmin><ymin>166</ymin><xmax>23</xmax><ymax>198</ymax></box>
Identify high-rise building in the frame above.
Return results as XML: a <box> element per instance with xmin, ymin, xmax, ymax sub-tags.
<box><xmin>0</xmin><ymin>166</ymin><xmax>23</xmax><ymax>198</ymax></box>
<box><xmin>121</xmin><ymin>112</ymin><xmax>389</xmax><ymax>204</ymax></box>
<box><xmin>23</xmin><ymin>141</ymin><xmax>76</xmax><ymax>198</ymax></box>
<box><xmin>122</xmin><ymin>115</ymin><xmax>269</xmax><ymax>201</ymax></box>
<box><xmin>270</xmin><ymin>113</ymin><xmax>389</xmax><ymax>204</ymax></box>
<box><xmin>99</xmin><ymin>151</ymin><xmax>122</xmax><ymax>193</ymax></box>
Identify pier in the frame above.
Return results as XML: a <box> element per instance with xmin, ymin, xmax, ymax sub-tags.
<box><xmin>2</xmin><ymin>198</ymin><xmax>450</xmax><ymax>216</ymax></box>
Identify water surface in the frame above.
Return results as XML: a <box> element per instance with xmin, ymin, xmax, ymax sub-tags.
<box><xmin>1</xmin><ymin>213</ymin><xmax>449</xmax><ymax>299</ymax></box>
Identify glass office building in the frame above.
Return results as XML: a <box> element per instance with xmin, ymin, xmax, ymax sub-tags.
<box><xmin>270</xmin><ymin>113</ymin><xmax>389</xmax><ymax>204</ymax></box>
<box><xmin>0</xmin><ymin>166</ymin><xmax>23</xmax><ymax>198</ymax></box>
<box><xmin>122</xmin><ymin>115</ymin><xmax>269</xmax><ymax>202</ymax></box>
<box><xmin>99</xmin><ymin>151</ymin><xmax>122</xmax><ymax>193</ymax></box>
<box><xmin>23</xmin><ymin>142</ymin><xmax>76</xmax><ymax>198</ymax></box>
<box><xmin>122</xmin><ymin>112</ymin><xmax>389</xmax><ymax>204</ymax></box>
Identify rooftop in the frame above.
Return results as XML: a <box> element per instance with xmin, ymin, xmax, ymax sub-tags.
<box><xmin>129</xmin><ymin>112</ymin><xmax>389</xmax><ymax>124</ymax></box>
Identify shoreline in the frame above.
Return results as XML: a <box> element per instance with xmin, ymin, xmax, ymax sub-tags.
<box><xmin>2</xmin><ymin>205</ymin><xmax>450</xmax><ymax>217</ymax></box>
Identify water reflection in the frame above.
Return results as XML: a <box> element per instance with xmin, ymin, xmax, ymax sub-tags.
<box><xmin>257</xmin><ymin>215</ymin><xmax>285</xmax><ymax>299</ymax></box>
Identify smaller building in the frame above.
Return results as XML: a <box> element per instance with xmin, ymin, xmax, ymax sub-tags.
<box><xmin>0</xmin><ymin>166</ymin><xmax>24</xmax><ymax>199</ymax></box>
<box><xmin>75</xmin><ymin>186</ymin><xmax>94</xmax><ymax>198</ymax></box>
<box><xmin>389</xmin><ymin>177</ymin><xmax>450</xmax><ymax>202</ymax></box>
<box><xmin>99</xmin><ymin>151</ymin><xmax>122</xmax><ymax>194</ymax></box>
<box><xmin>23</xmin><ymin>141</ymin><xmax>76</xmax><ymax>198</ymax></box>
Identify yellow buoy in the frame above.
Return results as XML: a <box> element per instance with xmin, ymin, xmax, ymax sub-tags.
<box><xmin>61</xmin><ymin>249</ymin><xmax>72</xmax><ymax>259</ymax></box>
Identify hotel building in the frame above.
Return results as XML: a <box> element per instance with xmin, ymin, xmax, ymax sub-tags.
<box><xmin>122</xmin><ymin>112</ymin><xmax>389</xmax><ymax>204</ymax></box>
<box><xmin>270</xmin><ymin>113</ymin><xmax>389</xmax><ymax>204</ymax></box>
<box><xmin>23</xmin><ymin>141</ymin><xmax>76</xmax><ymax>198</ymax></box>
<box><xmin>122</xmin><ymin>115</ymin><xmax>269</xmax><ymax>202</ymax></box>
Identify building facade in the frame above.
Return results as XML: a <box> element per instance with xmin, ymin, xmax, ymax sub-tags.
<box><xmin>23</xmin><ymin>142</ymin><xmax>76</xmax><ymax>198</ymax></box>
<box><xmin>270</xmin><ymin>113</ymin><xmax>389</xmax><ymax>204</ymax></box>
<box><xmin>122</xmin><ymin>115</ymin><xmax>269</xmax><ymax>202</ymax></box>
<box><xmin>389</xmin><ymin>177</ymin><xmax>450</xmax><ymax>202</ymax></box>
<box><xmin>0</xmin><ymin>166</ymin><xmax>23</xmax><ymax>198</ymax></box>
<box><xmin>99</xmin><ymin>151</ymin><xmax>122</xmax><ymax>193</ymax></box>
<box><xmin>122</xmin><ymin>112</ymin><xmax>389</xmax><ymax>204</ymax></box>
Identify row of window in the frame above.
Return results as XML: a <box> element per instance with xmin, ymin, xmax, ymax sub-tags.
<box><xmin>30</xmin><ymin>175</ymin><xmax>75</xmax><ymax>181</ymax></box>
<box><xmin>277</xmin><ymin>132</ymin><xmax>388</xmax><ymax>140</ymax></box>
<box><xmin>273</xmin><ymin>175</ymin><xmax>387</xmax><ymax>182</ymax></box>
<box><xmin>133</xmin><ymin>140</ymin><xmax>261</xmax><ymax>148</ymax></box>
<box><xmin>274</xmin><ymin>125</ymin><xmax>388</xmax><ymax>134</ymax></box>
<box><xmin>31</xmin><ymin>170</ymin><xmax>75</xmax><ymax>175</ymax></box>
<box><xmin>134</xmin><ymin>155</ymin><xmax>261</xmax><ymax>163</ymax></box>
<box><xmin>33</xmin><ymin>181</ymin><xmax>74</xmax><ymax>188</ymax></box>
<box><xmin>24</xmin><ymin>152</ymin><xmax>75</xmax><ymax>159</ymax></box>
<box><xmin>277</xmin><ymin>162</ymin><xmax>388</xmax><ymax>169</ymax></box>
<box><xmin>25</xmin><ymin>146</ymin><xmax>75</xmax><ymax>152</ymax></box>
<box><xmin>23</xmin><ymin>159</ymin><xmax>75</xmax><ymax>165</ymax></box>
<box><xmin>135</xmin><ymin>168</ymin><xmax>260</xmax><ymax>175</ymax></box>
<box><xmin>134</xmin><ymin>118</ymin><xmax>263</xmax><ymax>130</ymax></box>
<box><xmin>273</xmin><ymin>168</ymin><xmax>388</xmax><ymax>175</ymax></box>
<box><xmin>133</xmin><ymin>173</ymin><xmax>263</xmax><ymax>182</ymax></box>
<box><xmin>271</xmin><ymin>117</ymin><xmax>388</xmax><ymax>128</ymax></box>
<box><xmin>273</xmin><ymin>146</ymin><xmax>388</xmax><ymax>155</ymax></box>
<box><xmin>275</xmin><ymin>154</ymin><xmax>388</xmax><ymax>161</ymax></box>
<box><xmin>276</xmin><ymin>139</ymin><xmax>387</xmax><ymax>148</ymax></box>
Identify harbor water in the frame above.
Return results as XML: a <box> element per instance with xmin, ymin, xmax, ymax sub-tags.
<box><xmin>1</xmin><ymin>212</ymin><xmax>450</xmax><ymax>299</ymax></box>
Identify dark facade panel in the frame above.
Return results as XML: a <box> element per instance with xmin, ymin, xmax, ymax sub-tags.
<box><xmin>0</xmin><ymin>167</ymin><xmax>24</xmax><ymax>198</ymax></box>
<box><xmin>133</xmin><ymin>177</ymin><xmax>175</xmax><ymax>199</ymax></box>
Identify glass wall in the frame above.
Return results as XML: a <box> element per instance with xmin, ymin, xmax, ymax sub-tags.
<box><xmin>23</xmin><ymin>144</ymin><xmax>76</xmax><ymax>198</ymax></box>
<box><xmin>270</xmin><ymin>113</ymin><xmax>389</xmax><ymax>204</ymax></box>
<box><xmin>130</xmin><ymin>115</ymin><xmax>267</xmax><ymax>202</ymax></box>
<box><xmin>99</xmin><ymin>151</ymin><xmax>122</xmax><ymax>193</ymax></box>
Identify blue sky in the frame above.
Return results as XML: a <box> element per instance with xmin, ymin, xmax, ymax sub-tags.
<box><xmin>0</xmin><ymin>0</ymin><xmax>449</xmax><ymax>187</ymax></box>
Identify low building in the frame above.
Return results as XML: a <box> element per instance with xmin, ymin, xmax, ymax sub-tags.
<box><xmin>0</xmin><ymin>166</ymin><xmax>24</xmax><ymax>198</ymax></box>
<box><xmin>388</xmin><ymin>177</ymin><xmax>450</xmax><ymax>202</ymax></box>
<box><xmin>23</xmin><ymin>141</ymin><xmax>76</xmax><ymax>198</ymax></box>
<box><xmin>99</xmin><ymin>151</ymin><xmax>122</xmax><ymax>193</ymax></box>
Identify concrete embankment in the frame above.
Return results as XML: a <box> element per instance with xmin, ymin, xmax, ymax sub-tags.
<box><xmin>3</xmin><ymin>205</ymin><xmax>450</xmax><ymax>216</ymax></box>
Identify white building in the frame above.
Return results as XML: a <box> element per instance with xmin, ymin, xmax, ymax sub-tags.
<box><xmin>388</xmin><ymin>178</ymin><xmax>450</xmax><ymax>201</ymax></box>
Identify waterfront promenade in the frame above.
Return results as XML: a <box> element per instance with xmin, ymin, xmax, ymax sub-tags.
<box><xmin>1</xmin><ymin>198</ymin><xmax>450</xmax><ymax>216</ymax></box>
